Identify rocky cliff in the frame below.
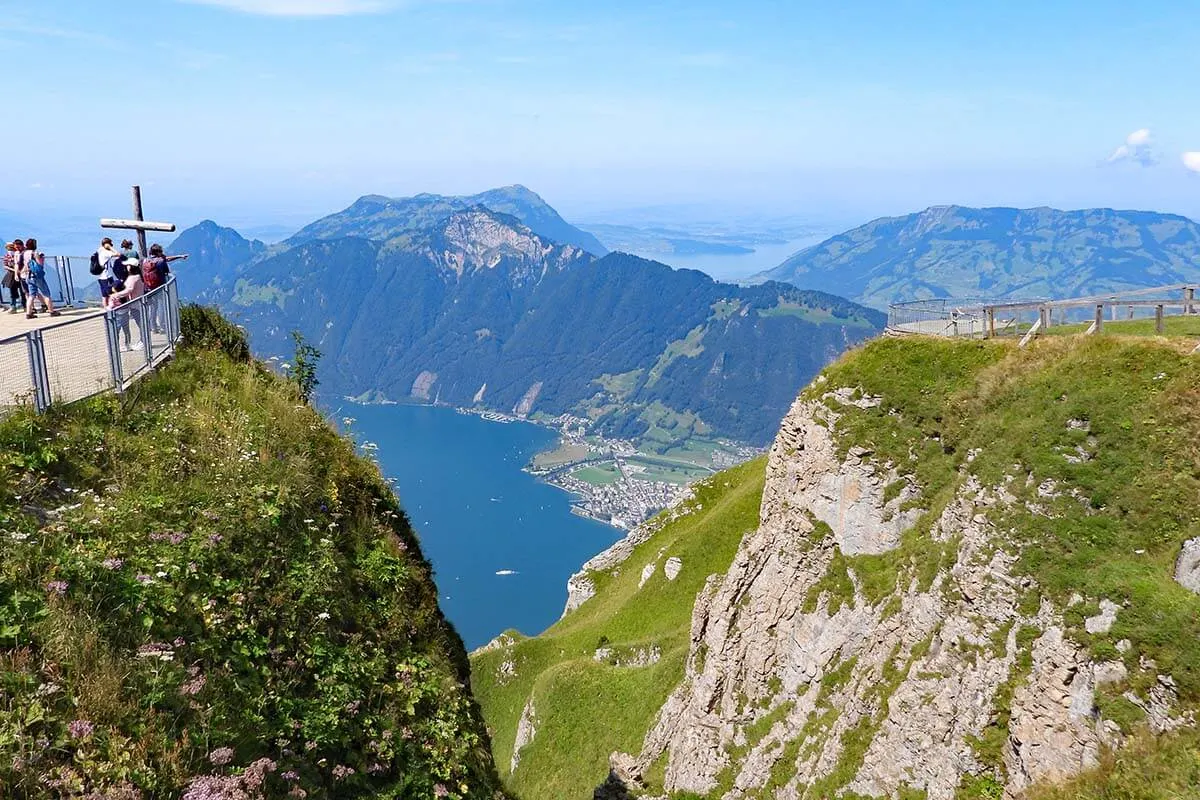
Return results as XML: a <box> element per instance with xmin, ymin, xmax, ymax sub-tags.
<box><xmin>602</xmin><ymin>334</ymin><xmax>1200</xmax><ymax>799</ymax></box>
<box><xmin>474</xmin><ymin>332</ymin><xmax>1200</xmax><ymax>800</ymax></box>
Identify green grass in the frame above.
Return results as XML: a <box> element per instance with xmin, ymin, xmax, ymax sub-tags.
<box><xmin>469</xmin><ymin>458</ymin><xmax>767</xmax><ymax>800</ymax></box>
<box><xmin>1042</xmin><ymin>314</ymin><xmax>1200</xmax><ymax>338</ymax></box>
<box><xmin>0</xmin><ymin>306</ymin><xmax>506</xmax><ymax>799</ymax></box>
<box><xmin>573</xmin><ymin>464</ymin><xmax>621</xmax><ymax>486</ymax></box>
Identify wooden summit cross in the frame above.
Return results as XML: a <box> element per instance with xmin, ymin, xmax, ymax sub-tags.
<box><xmin>100</xmin><ymin>185</ymin><xmax>176</xmax><ymax>258</ymax></box>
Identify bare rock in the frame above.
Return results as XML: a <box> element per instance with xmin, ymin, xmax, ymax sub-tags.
<box><xmin>511</xmin><ymin>698</ymin><xmax>538</xmax><ymax>774</ymax></box>
<box><xmin>1175</xmin><ymin>538</ymin><xmax>1200</xmax><ymax>595</ymax></box>
<box><xmin>1084</xmin><ymin>600</ymin><xmax>1120</xmax><ymax>635</ymax></box>
<box><xmin>664</xmin><ymin>557</ymin><xmax>683</xmax><ymax>581</ymax></box>
<box><xmin>639</xmin><ymin>563</ymin><xmax>656</xmax><ymax>589</ymax></box>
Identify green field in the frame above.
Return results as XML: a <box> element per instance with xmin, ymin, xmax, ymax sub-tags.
<box><xmin>572</xmin><ymin>463</ymin><xmax>621</xmax><ymax>486</ymax></box>
<box><xmin>531</xmin><ymin>441</ymin><xmax>591</xmax><ymax>469</ymax></box>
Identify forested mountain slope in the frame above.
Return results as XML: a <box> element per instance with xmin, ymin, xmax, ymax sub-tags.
<box><xmin>759</xmin><ymin>205</ymin><xmax>1200</xmax><ymax>308</ymax></box>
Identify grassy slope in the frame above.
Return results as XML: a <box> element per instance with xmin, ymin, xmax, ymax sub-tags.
<box><xmin>470</xmin><ymin>458</ymin><xmax>767</xmax><ymax>800</ymax></box>
<box><xmin>479</xmin><ymin>328</ymin><xmax>1200</xmax><ymax>800</ymax></box>
<box><xmin>813</xmin><ymin>334</ymin><xmax>1200</xmax><ymax>798</ymax></box>
<box><xmin>0</xmin><ymin>308</ymin><xmax>506</xmax><ymax>799</ymax></box>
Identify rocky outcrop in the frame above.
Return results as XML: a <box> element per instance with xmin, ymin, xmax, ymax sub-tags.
<box><xmin>606</xmin><ymin>390</ymin><xmax>1169</xmax><ymax>800</ymax></box>
<box><xmin>511</xmin><ymin>698</ymin><xmax>538</xmax><ymax>774</ymax></box>
<box><xmin>1176</xmin><ymin>538</ymin><xmax>1200</xmax><ymax>594</ymax></box>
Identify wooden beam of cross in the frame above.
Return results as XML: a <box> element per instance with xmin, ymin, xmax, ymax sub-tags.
<box><xmin>99</xmin><ymin>185</ymin><xmax>176</xmax><ymax>258</ymax></box>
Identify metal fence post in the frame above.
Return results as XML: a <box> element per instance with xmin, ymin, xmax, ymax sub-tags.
<box><xmin>25</xmin><ymin>330</ymin><xmax>51</xmax><ymax>412</ymax></box>
<box><xmin>104</xmin><ymin>309</ymin><xmax>125</xmax><ymax>392</ymax></box>
<box><xmin>140</xmin><ymin>292</ymin><xmax>154</xmax><ymax>365</ymax></box>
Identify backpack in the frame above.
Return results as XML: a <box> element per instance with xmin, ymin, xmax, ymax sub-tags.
<box><xmin>27</xmin><ymin>252</ymin><xmax>45</xmax><ymax>279</ymax></box>
<box><xmin>142</xmin><ymin>257</ymin><xmax>164</xmax><ymax>290</ymax></box>
<box><xmin>108</xmin><ymin>255</ymin><xmax>128</xmax><ymax>282</ymax></box>
<box><xmin>90</xmin><ymin>252</ymin><xmax>103</xmax><ymax>275</ymax></box>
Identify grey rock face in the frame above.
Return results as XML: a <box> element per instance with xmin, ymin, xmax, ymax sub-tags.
<box><xmin>511</xmin><ymin>698</ymin><xmax>538</xmax><ymax>774</ymax></box>
<box><xmin>604</xmin><ymin>391</ymin><xmax>1153</xmax><ymax>800</ymax></box>
<box><xmin>1176</xmin><ymin>538</ymin><xmax>1200</xmax><ymax>594</ymax></box>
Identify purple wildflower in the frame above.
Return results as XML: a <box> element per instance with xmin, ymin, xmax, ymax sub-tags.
<box><xmin>207</xmin><ymin>534</ymin><xmax>223</xmax><ymax>547</ymax></box>
<box><xmin>45</xmin><ymin>580</ymin><xmax>69</xmax><ymax>596</ymax></box>
<box><xmin>179</xmin><ymin>674</ymin><xmax>207</xmax><ymax>697</ymax></box>
<box><xmin>68</xmin><ymin>719</ymin><xmax>95</xmax><ymax>739</ymax></box>
<box><xmin>434</xmin><ymin>785</ymin><xmax>450</xmax><ymax>798</ymax></box>
<box><xmin>332</xmin><ymin>765</ymin><xmax>355</xmax><ymax>780</ymax></box>
<box><xmin>135</xmin><ymin>574</ymin><xmax>154</xmax><ymax>584</ymax></box>
<box><xmin>174</xmin><ymin>637</ymin><xmax>187</xmax><ymax>648</ymax></box>
<box><xmin>281</xmin><ymin>770</ymin><xmax>299</xmax><ymax>782</ymax></box>
<box><xmin>102</xmin><ymin>557</ymin><xmax>124</xmax><ymax>570</ymax></box>
<box><xmin>169</xmin><ymin>531</ymin><xmax>188</xmax><ymax>545</ymax></box>
<box><xmin>209</xmin><ymin>746</ymin><xmax>235</xmax><ymax>766</ymax></box>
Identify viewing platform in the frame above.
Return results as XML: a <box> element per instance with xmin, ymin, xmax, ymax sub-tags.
<box><xmin>887</xmin><ymin>284</ymin><xmax>1200</xmax><ymax>347</ymax></box>
<box><xmin>0</xmin><ymin>273</ymin><xmax>182</xmax><ymax>412</ymax></box>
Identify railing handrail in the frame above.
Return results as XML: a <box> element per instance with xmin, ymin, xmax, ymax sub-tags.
<box><xmin>1</xmin><ymin>275</ymin><xmax>182</xmax><ymax>411</ymax></box>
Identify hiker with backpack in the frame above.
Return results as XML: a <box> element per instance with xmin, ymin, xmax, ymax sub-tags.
<box><xmin>91</xmin><ymin>237</ymin><xmax>123</xmax><ymax>309</ymax></box>
<box><xmin>142</xmin><ymin>243</ymin><xmax>187</xmax><ymax>333</ymax></box>
<box><xmin>21</xmin><ymin>239</ymin><xmax>59</xmax><ymax>319</ymax></box>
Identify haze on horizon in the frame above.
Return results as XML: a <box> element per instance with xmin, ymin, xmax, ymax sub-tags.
<box><xmin>3</xmin><ymin>0</ymin><xmax>1200</xmax><ymax>229</ymax></box>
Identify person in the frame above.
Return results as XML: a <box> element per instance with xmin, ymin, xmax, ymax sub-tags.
<box><xmin>142</xmin><ymin>243</ymin><xmax>187</xmax><ymax>333</ymax></box>
<box><xmin>21</xmin><ymin>238</ymin><xmax>59</xmax><ymax>319</ymax></box>
<box><xmin>3</xmin><ymin>241</ymin><xmax>26</xmax><ymax>313</ymax></box>
<box><xmin>94</xmin><ymin>237</ymin><xmax>122</xmax><ymax>309</ymax></box>
<box><xmin>109</xmin><ymin>260</ymin><xmax>145</xmax><ymax>351</ymax></box>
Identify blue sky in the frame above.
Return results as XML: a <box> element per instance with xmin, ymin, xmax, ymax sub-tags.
<box><xmin>4</xmin><ymin>0</ymin><xmax>1200</xmax><ymax>229</ymax></box>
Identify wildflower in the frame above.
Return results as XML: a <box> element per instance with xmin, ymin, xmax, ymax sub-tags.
<box><xmin>281</xmin><ymin>770</ymin><xmax>299</xmax><ymax>782</ymax></box>
<box><xmin>288</xmin><ymin>788</ymin><xmax>307</xmax><ymax>799</ymax></box>
<box><xmin>169</xmin><ymin>531</ymin><xmax>187</xmax><ymax>544</ymax></box>
<box><xmin>209</xmin><ymin>746</ymin><xmax>235</xmax><ymax>766</ymax></box>
<box><xmin>179</xmin><ymin>675</ymin><xmax>207</xmax><ymax>697</ymax></box>
<box><xmin>156</xmin><ymin>571</ymin><xmax>169</xmax><ymax>578</ymax></box>
<box><xmin>434</xmin><ymin>785</ymin><xmax>450</xmax><ymax>798</ymax></box>
<box><xmin>10</xmin><ymin>532</ymin><xmax>30</xmax><ymax>542</ymax></box>
<box><xmin>207</xmin><ymin>534</ymin><xmax>223</xmax><ymax>547</ymax></box>
<box><xmin>316</xmin><ymin>612</ymin><xmax>331</xmax><ymax>621</ymax></box>
<box><xmin>68</xmin><ymin>719</ymin><xmax>95</xmax><ymax>739</ymax></box>
<box><xmin>45</xmin><ymin>580</ymin><xmax>69</xmax><ymax>596</ymax></box>
<box><xmin>332</xmin><ymin>765</ymin><xmax>355</xmax><ymax>780</ymax></box>
<box><xmin>102</xmin><ymin>557</ymin><xmax>124</xmax><ymax>570</ymax></box>
<box><xmin>367</xmin><ymin>762</ymin><xmax>386</xmax><ymax>775</ymax></box>
<box><xmin>135</xmin><ymin>574</ymin><xmax>154</xmax><ymax>585</ymax></box>
<box><xmin>137</xmin><ymin>643</ymin><xmax>174</xmax><ymax>662</ymax></box>
<box><xmin>174</xmin><ymin>637</ymin><xmax>187</xmax><ymax>648</ymax></box>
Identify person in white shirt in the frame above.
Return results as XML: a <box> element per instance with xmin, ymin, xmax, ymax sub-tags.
<box><xmin>95</xmin><ymin>237</ymin><xmax>121</xmax><ymax>309</ymax></box>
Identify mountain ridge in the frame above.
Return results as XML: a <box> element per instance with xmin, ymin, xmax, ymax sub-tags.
<box><xmin>756</xmin><ymin>204</ymin><xmax>1200</xmax><ymax>309</ymax></box>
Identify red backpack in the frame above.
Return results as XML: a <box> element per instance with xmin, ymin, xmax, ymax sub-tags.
<box><xmin>142</xmin><ymin>257</ymin><xmax>165</xmax><ymax>290</ymax></box>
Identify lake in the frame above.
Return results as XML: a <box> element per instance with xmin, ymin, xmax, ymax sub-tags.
<box><xmin>339</xmin><ymin>402</ymin><xmax>620</xmax><ymax>650</ymax></box>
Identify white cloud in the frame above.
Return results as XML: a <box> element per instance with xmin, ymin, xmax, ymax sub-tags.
<box><xmin>180</xmin><ymin>0</ymin><xmax>397</xmax><ymax>16</ymax></box>
<box><xmin>1183</xmin><ymin>152</ymin><xmax>1200</xmax><ymax>173</ymax></box>
<box><xmin>1104</xmin><ymin>128</ymin><xmax>1158</xmax><ymax>167</ymax></box>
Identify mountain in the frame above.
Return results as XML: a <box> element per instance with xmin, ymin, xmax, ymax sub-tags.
<box><xmin>472</xmin><ymin>331</ymin><xmax>1200</xmax><ymax>800</ymax></box>
<box><xmin>168</xmin><ymin>219</ymin><xmax>266</xmax><ymax>297</ymax></box>
<box><xmin>208</xmin><ymin>208</ymin><xmax>883</xmax><ymax>446</ymax></box>
<box><xmin>287</xmin><ymin>184</ymin><xmax>608</xmax><ymax>256</ymax></box>
<box><xmin>757</xmin><ymin>205</ymin><xmax>1200</xmax><ymax>309</ymax></box>
<box><xmin>0</xmin><ymin>307</ymin><xmax>509</xmax><ymax>798</ymax></box>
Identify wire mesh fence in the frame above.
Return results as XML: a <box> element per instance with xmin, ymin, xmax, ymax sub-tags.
<box><xmin>0</xmin><ymin>276</ymin><xmax>181</xmax><ymax>412</ymax></box>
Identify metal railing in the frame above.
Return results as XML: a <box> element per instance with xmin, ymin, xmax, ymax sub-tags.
<box><xmin>1</xmin><ymin>276</ymin><xmax>181</xmax><ymax>412</ymax></box>
<box><xmin>888</xmin><ymin>284</ymin><xmax>1199</xmax><ymax>340</ymax></box>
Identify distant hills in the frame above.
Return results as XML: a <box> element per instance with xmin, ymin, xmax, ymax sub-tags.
<box><xmin>287</xmin><ymin>184</ymin><xmax>608</xmax><ymax>256</ymax></box>
<box><xmin>173</xmin><ymin>187</ymin><xmax>883</xmax><ymax>446</ymax></box>
<box><xmin>757</xmin><ymin>205</ymin><xmax>1200</xmax><ymax>309</ymax></box>
<box><xmin>168</xmin><ymin>220</ymin><xmax>266</xmax><ymax>298</ymax></box>
<box><xmin>580</xmin><ymin>223</ymin><xmax>761</xmax><ymax>257</ymax></box>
